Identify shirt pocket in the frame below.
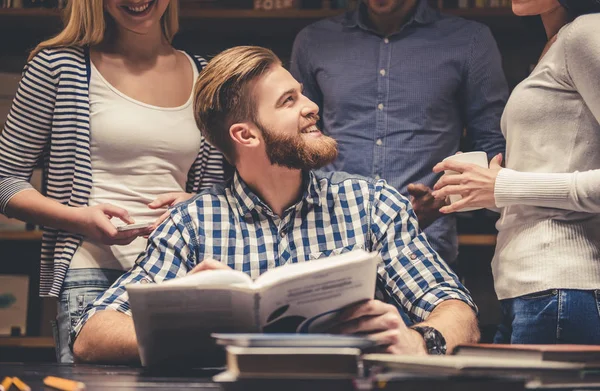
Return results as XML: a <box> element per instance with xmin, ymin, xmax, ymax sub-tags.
<box><xmin>308</xmin><ymin>243</ymin><xmax>365</xmax><ymax>260</ymax></box>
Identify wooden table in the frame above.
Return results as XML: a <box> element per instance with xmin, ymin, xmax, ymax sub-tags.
<box><xmin>0</xmin><ymin>362</ymin><xmax>534</xmax><ymax>391</ymax></box>
<box><xmin>0</xmin><ymin>362</ymin><xmax>532</xmax><ymax>391</ymax></box>
<box><xmin>0</xmin><ymin>363</ymin><xmax>362</xmax><ymax>390</ymax></box>
<box><xmin>0</xmin><ymin>363</ymin><xmax>221</xmax><ymax>390</ymax></box>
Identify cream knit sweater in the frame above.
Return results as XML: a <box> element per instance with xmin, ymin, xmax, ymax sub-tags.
<box><xmin>493</xmin><ymin>14</ymin><xmax>600</xmax><ymax>300</ymax></box>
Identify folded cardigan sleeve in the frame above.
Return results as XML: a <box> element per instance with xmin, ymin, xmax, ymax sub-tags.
<box><xmin>0</xmin><ymin>50</ymin><xmax>57</xmax><ymax>215</ymax></box>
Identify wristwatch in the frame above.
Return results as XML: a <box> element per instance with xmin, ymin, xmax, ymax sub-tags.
<box><xmin>411</xmin><ymin>326</ymin><xmax>447</xmax><ymax>355</ymax></box>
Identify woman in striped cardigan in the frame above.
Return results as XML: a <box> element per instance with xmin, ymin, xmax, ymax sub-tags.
<box><xmin>0</xmin><ymin>0</ymin><xmax>225</xmax><ymax>362</ymax></box>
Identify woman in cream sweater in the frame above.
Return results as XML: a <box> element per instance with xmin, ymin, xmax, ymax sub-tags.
<box><xmin>431</xmin><ymin>0</ymin><xmax>600</xmax><ymax>344</ymax></box>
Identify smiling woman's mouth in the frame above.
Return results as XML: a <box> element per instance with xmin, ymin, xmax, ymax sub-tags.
<box><xmin>121</xmin><ymin>0</ymin><xmax>156</xmax><ymax>16</ymax></box>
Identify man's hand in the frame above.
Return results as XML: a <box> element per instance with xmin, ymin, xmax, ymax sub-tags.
<box><xmin>329</xmin><ymin>299</ymin><xmax>427</xmax><ymax>355</ymax></box>
<box><xmin>407</xmin><ymin>183</ymin><xmax>447</xmax><ymax>229</ymax></box>
<box><xmin>189</xmin><ymin>259</ymin><xmax>232</xmax><ymax>274</ymax></box>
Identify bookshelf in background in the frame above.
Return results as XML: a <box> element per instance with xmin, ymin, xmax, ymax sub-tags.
<box><xmin>1</xmin><ymin>0</ymin><xmax>514</xmax><ymax>13</ymax></box>
<box><xmin>435</xmin><ymin>0</ymin><xmax>511</xmax><ymax>8</ymax></box>
<box><xmin>0</xmin><ymin>6</ymin><xmax>518</xmax><ymax>30</ymax></box>
<box><xmin>0</xmin><ymin>0</ymin><xmax>66</xmax><ymax>8</ymax></box>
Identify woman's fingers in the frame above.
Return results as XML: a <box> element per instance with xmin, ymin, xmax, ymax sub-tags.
<box><xmin>439</xmin><ymin>196</ymin><xmax>473</xmax><ymax>214</ymax></box>
<box><xmin>98</xmin><ymin>204</ymin><xmax>134</xmax><ymax>225</ymax></box>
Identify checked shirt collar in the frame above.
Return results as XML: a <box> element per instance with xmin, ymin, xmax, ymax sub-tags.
<box><xmin>230</xmin><ymin>170</ymin><xmax>322</xmax><ymax>221</ymax></box>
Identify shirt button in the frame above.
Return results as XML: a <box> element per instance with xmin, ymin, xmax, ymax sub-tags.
<box><xmin>410</xmin><ymin>253</ymin><xmax>417</xmax><ymax>260</ymax></box>
<box><xmin>384</xmin><ymin>38</ymin><xmax>389</xmax><ymax>44</ymax></box>
<box><xmin>280</xmin><ymin>230</ymin><xmax>286</xmax><ymax>238</ymax></box>
<box><xmin>379</xmin><ymin>69</ymin><xmax>386</xmax><ymax>76</ymax></box>
<box><xmin>376</xmin><ymin>139</ymin><xmax>383</xmax><ymax>146</ymax></box>
<box><xmin>374</xmin><ymin>174</ymin><xmax>381</xmax><ymax>180</ymax></box>
<box><xmin>377</xmin><ymin>103</ymin><xmax>384</xmax><ymax>110</ymax></box>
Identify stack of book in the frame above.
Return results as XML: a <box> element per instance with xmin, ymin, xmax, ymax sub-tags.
<box><xmin>212</xmin><ymin>333</ymin><xmax>376</xmax><ymax>390</ymax></box>
<box><xmin>364</xmin><ymin>344</ymin><xmax>600</xmax><ymax>390</ymax></box>
<box><xmin>212</xmin><ymin>335</ymin><xmax>536</xmax><ymax>390</ymax></box>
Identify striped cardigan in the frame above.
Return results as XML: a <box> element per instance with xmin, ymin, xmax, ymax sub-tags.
<box><xmin>0</xmin><ymin>47</ymin><xmax>226</xmax><ymax>297</ymax></box>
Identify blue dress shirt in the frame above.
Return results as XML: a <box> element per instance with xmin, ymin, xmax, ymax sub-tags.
<box><xmin>290</xmin><ymin>0</ymin><xmax>508</xmax><ymax>263</ymax></box>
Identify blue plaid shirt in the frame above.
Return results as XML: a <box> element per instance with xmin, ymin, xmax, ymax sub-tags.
<box><xmin>72</xmin><ymin>170</ymin><xmax>475</xmax><ymax>343</ymax></box>
<box><xmin>290</xmin><ymin>0</ymin><xmax>508</xmax><ymax>263</ymax></box>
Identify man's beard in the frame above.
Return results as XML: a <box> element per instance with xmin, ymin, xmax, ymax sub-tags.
<box><xmin>258</xmin><ymin>120</ymin><xmax>338</xmax><ymax>170</ymax></box>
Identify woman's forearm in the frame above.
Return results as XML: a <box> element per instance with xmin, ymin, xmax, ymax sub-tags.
<box><xmin>5</xmin><ymin>189</ymin><xmax>84</xmax><ymax>232</ymax></box>
<box><xmin>495</xmin><ymin>168</ymin><xmax>600</xmax><ymax>212</ymax></box>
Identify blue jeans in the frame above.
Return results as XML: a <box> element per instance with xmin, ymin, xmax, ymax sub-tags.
<box><xmin>53</xmin><ymin>268</ymin><xmax>124</xmax><ymax>363</ymax></box>
<box><xmin>494</xmin><ymin>289</ymin><xmax>600</xmax><ymax>344</ymax></box>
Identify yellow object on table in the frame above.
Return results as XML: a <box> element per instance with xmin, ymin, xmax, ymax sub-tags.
<box><xmin>11</xmin><ymin>377</ymin><xmax>30</xmax><ymax>391</ymax></box>
<box><xmin>0</xmin><ymin>377</ymin><xmax>12</xmax><ymax>391</ymax></box>
<box><xmin>43</xmin><ymin>376</ymin><xmax>86</xmax><ymax>391</ymax></box>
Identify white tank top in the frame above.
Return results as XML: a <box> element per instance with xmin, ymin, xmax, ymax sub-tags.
<box><xmin>70</xmin><ymin>52</ymin><xmax>201</xmax><ymax>270</ymax></box>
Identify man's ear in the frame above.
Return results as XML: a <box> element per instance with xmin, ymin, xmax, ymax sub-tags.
<box><xmin>230</xmin><ymin>122</ymin><xmax>260</xmax><ymax>149</ymax></box>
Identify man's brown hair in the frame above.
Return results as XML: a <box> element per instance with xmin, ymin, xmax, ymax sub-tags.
<box><xmin>193</xmin><ymin>46</ymin><xmax>281</xmax><ymax>163</ymax></box>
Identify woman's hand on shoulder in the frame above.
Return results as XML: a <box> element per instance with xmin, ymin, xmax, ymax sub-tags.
<box><xmin>147</xmin><ymin>192</ymin><xmax>194</xmax><ymax>231</ymax></box>
<box><xmin>73</xmin><ymin>204</ymin><xmax>150</xmax><ymax>245</ymax></box>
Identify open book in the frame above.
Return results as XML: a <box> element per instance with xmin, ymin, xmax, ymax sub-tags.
<box><xmin>127</xmin><ymin>249</ymin><xmax>379</xmax><ymax>367</ymax></box>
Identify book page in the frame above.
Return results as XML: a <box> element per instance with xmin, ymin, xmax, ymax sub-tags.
<box><xmin>255</xmin><ymin>250</ymin><xmax>379</xmax><ymax>333</ymax></box>
<box><xmin>163</xmin><ymin>269</ymin><xmax>253</xmax><ymax>288</ymax></box>
<box><xmin>127</xmin><ymin>283</ymin><xmax>257</xmax><ymax>367</ymax></box>
<box><xmin>254</xmin><ymin>249</ymin><xmax>376</xmax><ymax>289</ymax></box>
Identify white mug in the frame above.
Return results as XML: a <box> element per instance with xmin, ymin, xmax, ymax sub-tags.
<box><xmin>442</xmin><ymin>151</ymin><xmax>488</xmax><ymax>212</ymax></box>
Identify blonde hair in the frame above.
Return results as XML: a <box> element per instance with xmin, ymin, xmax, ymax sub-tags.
<box><xmin>193</xmin><ymin>46</ymin><xmax>281</xmax><ymax>164</ymax></box>
<box><xmin>29</xmin><ymin>0</ymin><xmax>179</xmax><ymax>61</ymax></box>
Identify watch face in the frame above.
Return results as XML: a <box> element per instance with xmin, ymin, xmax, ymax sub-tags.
<box><xmin>414</xmin><ymin>326</ymin><xmax>447</xmax><ymax>355</ymax></box>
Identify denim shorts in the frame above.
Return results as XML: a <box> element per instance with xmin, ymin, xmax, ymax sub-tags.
<box><xmin>494</xmin><ymin>289</ymin><xmax>600</xmax><ymax>344</ymax></box>
<box><xmin>52</xmin><ymin>268</ymin><xmax>124</xmax><ymax>363</ymax></box>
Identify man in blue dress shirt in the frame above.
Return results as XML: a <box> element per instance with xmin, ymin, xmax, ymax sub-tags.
<box><xmin>290</xmin><ymin>0</ymin><xmax>508</xmax><ymax>264</ymax></box>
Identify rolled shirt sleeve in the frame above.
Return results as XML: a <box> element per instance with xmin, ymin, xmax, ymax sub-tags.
<box><xmin>369</xmin><ymin>180</ymin><xmax>477</xmax><ymax>323</ymax></box>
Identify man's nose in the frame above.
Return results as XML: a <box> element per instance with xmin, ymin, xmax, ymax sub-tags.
<box><xmin>301</xmin><ymin>95</ymin><xmax>319</xmax><ymax>117</ymax></box>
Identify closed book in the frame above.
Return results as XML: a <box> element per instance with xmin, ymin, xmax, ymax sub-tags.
<box><xmin>454</xmin><ymin>343</ymin><xmax>600</xmax><ymax>365</ymax></box>
<box><xmin>362</xmin><ymin>354</ymin><xmax>600</xmax><ymax>388</ymax></box>
<box><xmin>214</xmin><ymin>373</ymin><xmax>355</xmax><ymax>391</ymax></box>
<box><xmin>218</xmin><ymin>346</ymin><xmax>362</xmax><ymax>378</ymax></box>
<box><xmin>372</xmin><ymin>372</ymin><xmax>526</xmax><ymax>391</ymax></box>
<box><xmin>212</xmin><ymin>333</ymin><xmax>377</xmax><ymax>349</ymax></box>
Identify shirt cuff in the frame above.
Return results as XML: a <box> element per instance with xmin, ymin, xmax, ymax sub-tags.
<box><xmin>0</xmin><ymin>178</ymin><xmax>34</xmax><ymax>215</ymax></box>
<box><xmin>494</xmin><ymin>168</ymin><xmax>571</xmax><ymax>208</ymax></box>
<box><xmin>410</xmin><ymin>288</ymin><xmax>478</xmax><ymax>323</ymax></box>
